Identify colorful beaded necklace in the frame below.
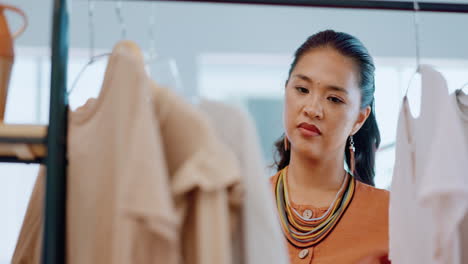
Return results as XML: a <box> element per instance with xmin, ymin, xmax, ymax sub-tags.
<box><xmin>275</xmin><ymin>166</ymin><xmax>355</xmax><ymax>248</ymax></box>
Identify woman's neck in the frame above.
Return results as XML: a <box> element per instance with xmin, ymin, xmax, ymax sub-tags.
<box><xmin>287</xmin><ymin>149</ymin><xmax>345</xmax><ymax>193</ymax></box>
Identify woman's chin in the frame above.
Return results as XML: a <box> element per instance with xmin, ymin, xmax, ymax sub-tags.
<box><xmin>293</xmin><ymin>145</ymin><xmax>322</xmax><ymax>161</ymax></box>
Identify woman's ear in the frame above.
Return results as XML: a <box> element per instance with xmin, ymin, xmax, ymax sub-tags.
<box><xmin>351</xmin><ymin>106</ymin><xmax>371</xmax><ymax>135</ymax></box>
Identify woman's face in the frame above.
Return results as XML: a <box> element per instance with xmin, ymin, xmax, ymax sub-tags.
<box><xmin>284</xmin><ymin>47</ymin><xmax>370</xmax><ymax>160</ymax></box>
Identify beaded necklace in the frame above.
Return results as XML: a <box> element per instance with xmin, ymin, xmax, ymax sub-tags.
<box><xmin>275</xmin><ymin>166</ymin><xmax>355</xmax><ymax>248</ymax></box>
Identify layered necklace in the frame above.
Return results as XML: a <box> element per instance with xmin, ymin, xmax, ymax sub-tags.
<box><xmin>275</xmin><ymin>166</ymin><xmax>355</xmax><ymax>248</ymax></box>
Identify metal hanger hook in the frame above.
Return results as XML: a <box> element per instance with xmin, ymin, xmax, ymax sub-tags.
<box><xmin>148</xmin><ymin>2</ymin><xmax>157</xmax><ymax>60</ymax></box>
<box><xmin>115</xmin><ymin>0</ymin><xmax>126</xmax><ymax>40</ymax></box>
<box><xmin>88</xmin><ymin>0</ymin><xmax>95</xmax><ymax>59</ymax></box>
<box><xmin>405</xmin><ymin>0</ymin><xmax>422</xmax><ymax>97</ymax></box>
<box><xmin>413</xmin><ymin>0</ymin><xmax>421</xmax><ymax>71</ymax></box>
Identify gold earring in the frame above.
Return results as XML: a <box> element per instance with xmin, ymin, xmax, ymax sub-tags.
<box><xmin>284</xmin><ymin>136</ymin><xmax>289</xmax><ymax>151</ymax></box>
<box><xmin>349</xmin><ymin>135</ymin><xmax>356</xmax><ymax>176</ymax></box>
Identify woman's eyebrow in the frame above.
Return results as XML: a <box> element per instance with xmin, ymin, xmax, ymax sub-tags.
<box><xmin>293</xmin><ymin>74</ymin><xmax>348</xmax><ymax>94</ymax></box>
<box><xmin>326</xmin><ymin>85</ymin><xmax>348</xmax><ymax>95</ymax></box>
<box><xmin>293</xmin><ymin>74</ymin><xmax>312</xmax><ymax>82</ymax></box>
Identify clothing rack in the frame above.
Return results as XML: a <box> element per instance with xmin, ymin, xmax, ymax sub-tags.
<box><xmin>1</xmin><ymin>0</ymin><xmax>461</xmax><ymax>263</ymax></box>
<box><xmin>142</xmin><ymin>0</ymin><xmax>468</xmax><ymax>13</ymax></box>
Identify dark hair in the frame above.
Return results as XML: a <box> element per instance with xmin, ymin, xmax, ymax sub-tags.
<box><xmin>274</xmin><ymin>29</ymin><xmax>381</xmax><ymax>186</ymax></box>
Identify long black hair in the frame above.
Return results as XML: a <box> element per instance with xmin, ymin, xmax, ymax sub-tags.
<box><xmin>274</xmin><ymin>30</ymin><xmax>381</xmax><ymax>186</ymax></box>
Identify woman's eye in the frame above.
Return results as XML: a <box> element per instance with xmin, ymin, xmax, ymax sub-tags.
<box><xmin>328</xmin><ymin>97</ymin><xmax>344</xmax><ymax>104</ymax></box>
<box><xmin>296</xmin><ymin>87</ymin><xmax>309</xmax><ymax>94</ymax></box>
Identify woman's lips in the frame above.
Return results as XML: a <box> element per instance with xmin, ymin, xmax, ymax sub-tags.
<box><xmin>298</xmin><ymin>123</ymin><xmax>321</xmax><ymax>137</ymax></box>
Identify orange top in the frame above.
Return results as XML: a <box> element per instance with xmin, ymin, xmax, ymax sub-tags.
<box><xmin>270</xmin><ymin>172</ymin><xmax>390</xmax><ymax>264</ymax></box>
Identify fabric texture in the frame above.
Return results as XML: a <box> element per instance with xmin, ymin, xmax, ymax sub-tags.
<box><xmin>12</xmin><ymin>167</ymin><xmax>45</xmax><ymax>264</ymax></box>
<box><xmin>389</xmin><ymin>65</ymin><xmax>468</xmax><ymax>264</ymax></box>
<box><xmin>421</xmin><ymin>91</ymin><xmax>468</xmax><ymax>264</ymax></box>
<box><xmin>66</xmin><ymin>41</ymin><xmax>179</xmax><ymax>264</ymax></box>
<box><xmin>270</xmin><ymin>172</ymin><xmax>389</xmax><ymax>264</ymax></box>
<box><xmin>13</xmin><ymin>41</ymin><xmax>242</xmax><ymax>264</ymax></box>
<box><xmin>151</xmin><ymin>86</ymin><xmax>241</xmax><ymax>264</ymax></box>
<box><xmin>13</xmin><ymin>41</ymin><xmax>179</xmax><ymax>264</ymax></box>
<box><xmin>199</xmin><ymin>99</ymin><xmax>289</xmax><ymax>264</ymax></box>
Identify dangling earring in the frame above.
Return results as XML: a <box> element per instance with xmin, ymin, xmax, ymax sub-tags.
<box><xmin>349</xmin><ymin>135</ymin><xmax>356</xmax><ymax>176</ymax></box>
<box><xmin>284</xmin><ymin>136</ymin><xmax>289</xmax><ymax>151</ymax></box>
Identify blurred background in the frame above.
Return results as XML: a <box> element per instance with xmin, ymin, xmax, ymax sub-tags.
<box><xmin>2</xmin><ymin>0</ymin><xmax>468</xmax><ymax>262</ymax></box>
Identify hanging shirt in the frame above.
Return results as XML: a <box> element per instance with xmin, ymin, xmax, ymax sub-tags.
<box><xmin>199</xmin><ymin>99</ymin><xmax>289</xmax><ymax>264</ymax></box>
<box><xmin>150</xmin><ymin>85</ymin><xmax>241</xmax><ymax>264</ymax></box>
<box><xmin>389</xmin><ymin>65</ymin><xmax>468</xmax><ymax>264</ymax></box>
<box><xmin>270</xmin><ymin>172</ymin><xmax>389</xmax><ymax>264</ymax></box>
<box><xmin>422</xmin><ymin>91</ymin><xmax>468</xmax><ymax>264</ymax></box>
<box><xmin>13</xmin><ymin>41</ymin><xmax>242</xmax><ymax>264</ymax></box>
<box><xmin>13</xmin><ymin>41</ymin><xmax>180</xmax><ymax>264</ymax></box>
<box><xmin>425</xmin><ymin>89</ymin><xmax>468</xmax><ymax>263</ymax></box>
<box><xmin>12</xmin><ymin>167</ymin><xmax>45</xmax><ymax>264</ymax></box>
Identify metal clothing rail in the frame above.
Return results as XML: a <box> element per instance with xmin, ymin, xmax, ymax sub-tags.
<box><xmin>0</xmin><ymin>0</ymin><xmax>68</xmax><ymax>262</ymax></box>
<box><xmin>42</xmin><ymin>0</ymin><xmax>68</xmax><ymax>263</ymax></box>
<box><xmin>38</xmin><ymin>0</ymin><xmax>466</xmax><ymax>264</ymax></box>
<box><xmin>136</xmin><ymin>0</ymin><xmax>468</xmax><ymax>14</ymax></box>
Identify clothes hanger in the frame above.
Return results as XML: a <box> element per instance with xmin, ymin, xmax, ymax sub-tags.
<box><xmin>145</xmin><ymin>2</ymin><xmax>158</xmax><ymax>64</ymax></box>
<box><xmin>68</xmin><ymin>0</ymin><xmax>125</xmax><ymax>96</ymax></box>
<box><xmin>377</xmin><ymin>1</ymin><xmax>422</xmax><ymax>152</ymax></box>
<box><xmin>144</xmin><ymin>2</ymin><xmax>186</xmax><ymax>99</ymax></box>
<box><xmin>404</xmin><ymin>0</ymin><xmax>422</xmax><ymax>99</ymax></box>
<box><xmin>115</xmin><ymin>0</ymin><xmax>126</xmax><ymax>40</ymax></box>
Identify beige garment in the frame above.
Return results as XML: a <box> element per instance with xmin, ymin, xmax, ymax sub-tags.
<box><xmin>199</xmin><ymin>99</ymin><xmax>289</xmax><ymax>264</ymax></box>
<box><xmin>13</xmin><ymin>41</ymin><xmax>179</xmax><ymax>264</ymax></box>
<box><xmin>151</xmin><ymin>84</ymin><xmax>241</xmax><ymax>264</ymax></box>
<box><xmin>13</xmin><ymin>41</ymin><xmax>241</xmax><ymax>264</ymax></box>
<box><xmin>12</xmin><ymin>167</ymin><xmax>45</xmax><ymax>264</ymax></box>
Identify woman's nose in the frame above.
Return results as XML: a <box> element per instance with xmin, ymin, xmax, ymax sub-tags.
<box><xmin>303</xmin><ymin>102</ymin><xmax>323</xmax><ymax>120</ymax></box>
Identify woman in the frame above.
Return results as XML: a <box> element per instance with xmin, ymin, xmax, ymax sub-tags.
<box><xmin>271</xmin><ymin>30</ymin><xmax>389</xmax><ymax>264</ymax></box>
